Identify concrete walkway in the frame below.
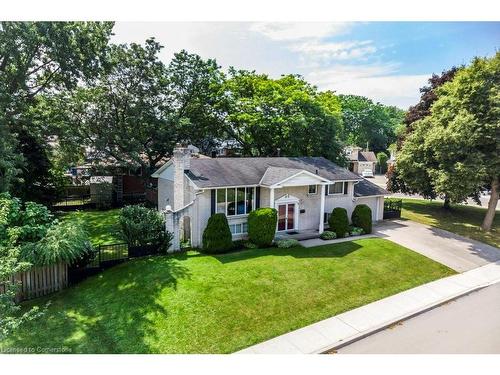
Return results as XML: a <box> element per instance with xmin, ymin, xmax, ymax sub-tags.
<box><xmin>236</xmin><ymin>261</ymin><xmax>500</xmax><ymax>354</ymax></box>
<box><xmin>374</xmin><ymin>220</ymin><xmax>500</xmax><ymax>272</ymax></box>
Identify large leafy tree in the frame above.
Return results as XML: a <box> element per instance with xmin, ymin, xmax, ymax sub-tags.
<box><xmin>52</xmin><ymin>41</ymin><xmax>224</xmax><ymax>177</ymax></box>
<box><xmin>428</xmin><ymin>53</ymin><xmax>499</xmax><ymax>230</ymax></box>
<box><xmin>397</xmin><ymin>53</ymin><xmax>499</xmax><ymax>230</ymax></box>
<box><xmin>0</xmin><ymin>21</ymin><xmax>113</xmax><ymax>200</ymax></box>
<box><xmin>403</xmin><ymin>67</ymin><xmax>459</xmax><ymax>135</ymax></box>
<box><xmin>388</xmin><ymin>67</ymin><xmax>459</xmax><ymax>201</ymax></box>
<box><xmin>218</xmin><ymin>70</ymin><xmax>344</xmax><ymax>163</ymax></box>
<box><xmin>339</xmin><ymin>94</ymin><xmax>404</xmax><ymax>154</ymax></box>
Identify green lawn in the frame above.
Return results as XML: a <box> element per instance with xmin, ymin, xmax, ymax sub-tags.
<box><xmin>401</xmin><ymin>199</ymin><xmax>499</xmax><ymax>248</ymax></box>
<box><xmin>2</xmin><ymin>238</ymin><xmax>454</xmax><ymax>354</ymax></box>
<box><xmin>60</xmin><ymin>209</ymin><xmax>122</xmax><ymax>245</ymax></box>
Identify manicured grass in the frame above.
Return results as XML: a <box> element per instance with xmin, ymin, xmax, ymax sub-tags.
<box><xmin>401</xmin><ymin>199</ymin><xmax>499</xmax><ymax>248</ymax></box>
<box><xmin>59</xmin><ymin>209</ymin><xmax>122</xmax><ymax>245</ymax></box>
<box><xmin>2</xmin><ymin>238</ymin><xmax>454</xmax><ymax>354</ymax></box>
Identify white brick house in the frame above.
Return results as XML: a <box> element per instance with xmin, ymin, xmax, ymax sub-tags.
<box><xmin>152</xmin><ymin>145</ymin><xmax>388</xmax><ymax>250</ymax></box>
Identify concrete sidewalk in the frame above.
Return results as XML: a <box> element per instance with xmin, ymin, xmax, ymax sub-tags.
<box><xmin>236</xmin><ymin>261</ymin><xmax>500</xmax><ymax>354</ymax></box>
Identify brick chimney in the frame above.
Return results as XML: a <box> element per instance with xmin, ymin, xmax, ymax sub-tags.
<box><xmin>173</xmin><ymin>144</ymin><xmax>191</xmax><ymax>211</ymax></box>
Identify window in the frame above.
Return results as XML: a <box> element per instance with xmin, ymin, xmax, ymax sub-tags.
<box><xmin>229</xmin><ymin>222</ymin><xmax>248</xmax><ymax>235</ymax></box>
<box><xmin>237</xmin><ymin>187</ymin><xmax>245</xmax><ymax>215</ymax></box>
<box><xmin>216</xmin><ymin>187</ymin><xmax>256</xmax><ymax>216</ymax></box>
<box><xmin>216</xmin><ymin>188</ymin><xmax>226</xmax><ymax>214</ymax></box>
<box><xmin>323</xmin><ymin>212</ymin><xmax>331</xmax><ymax>224</ymax></box>
<box><xmin>227</xmin><ymin>188</ymin><xmax>236</xmax><ymax>216</ymax></box>
<box><xmin>326</xmin><ymin>182</ymin><xmax>348</xmax><ymax>195</ymax></box>
<box><xmin>308</xmin><ymin>185</ymin><xmax>317</xmax><ymax>194</ymax></box>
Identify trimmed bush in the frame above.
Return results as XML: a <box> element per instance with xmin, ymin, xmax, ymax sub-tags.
<box><xmin>248</xmin><ymin>208</ymin><xmax>278</xmax><ymax>247</ymax></box>
<box><xmin>202</xmin><ymin>213</ymin><xmax>233</xmax><ymax>254</ymax></box>
<box><xmin>320</xmin><ymin>231</ymin><xmax>337</xmax><ymax>240</ymax></box>
<box><xmin>349</xmin><ymin>226</ymin><xmax>365</xmax><ymax>236</ymax></box>
<box><xmin>328</xmin><ymin>207</ymin><xmax>349</xmax><ymax>238</ymax></box>
<box><xmin>276</xmin><ymin>239</ymin><xmax>302</xmax><ymax>249</ymax></box>
<box><xmin>119</xmin><ymin>205</ymin><xmax>173</xmax><ymax>252</ymax></box>
<box><xmin>351</xmin><ymin>204</ymin><xmax>372</xmax><ymax>234</ymax></box>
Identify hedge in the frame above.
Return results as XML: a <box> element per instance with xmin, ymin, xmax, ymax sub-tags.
<box><xmin>351</xmin><ymin>204</ymin><xmax>372</xmax><ymax>234</ymax></box>
<box><xmin>328</xmin><ymin>207</ymin><xmax>349</xmax><ymax>238</ymax></box>
<box><xmin>202</xmin><ymin>213</ymin><xmax>233</xmax><ymax>254</ymax></box>
<box><xmin>248</xmin><ymin>207</ymin><xmax>278</xmax><ymax>247</ymax></box>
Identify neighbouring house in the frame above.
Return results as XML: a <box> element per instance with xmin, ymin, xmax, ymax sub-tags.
<box><xmin>152</xmin><ymin>145</ymin><xmax>388</xmax><ymax>251</ymax></box>
<box><xmin>345</xmin><ymin>146</ymin><xmax>377</xmax><ymax>174</ymax></box>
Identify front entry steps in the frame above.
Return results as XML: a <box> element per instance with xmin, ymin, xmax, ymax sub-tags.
<box><xmin>275</xmin><ymin>229</ymin><xmax>320</xmax><ymax>241</ymax></box>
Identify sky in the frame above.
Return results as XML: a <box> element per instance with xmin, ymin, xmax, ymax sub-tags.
<box><xmin>111</xmin><ymin>22</ymin><xmax>499</xmax><ymax>109</ymax></box>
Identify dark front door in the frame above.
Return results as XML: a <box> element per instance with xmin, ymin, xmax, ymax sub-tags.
<box><xmin>277</xmin><ymin>203</ymin><xmax>295</xmax><ymax>231</ymax></box>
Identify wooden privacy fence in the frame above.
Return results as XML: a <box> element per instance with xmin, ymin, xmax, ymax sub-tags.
<box><xmin>2</xmin><ymin>263</ymin><xmax>69</xmax><ymax>302</ymax></box>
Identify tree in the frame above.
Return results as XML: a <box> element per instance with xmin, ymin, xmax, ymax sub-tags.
<box><xmin>0</xmin><ymin>21</ymin><xmax>113</xmax><ymax>199</ymax></box>
<box><xmin>427</xmin><ymin>53</ymin><xmax>499</xmax><ymax>230</ymax></box>
<box><xmin>389</xmin><ymin>67</ymin><xmax>460</xmax><ymax>201</ymax></box>
<box><xmin>396</xmin><ymin>53</ymin><xmax>499</xmax><ymax>229</ymax></box>
<box><xmin>53</xmin><ymin>42</ymin><xmax>224</xmax><ymax>177</ymax></box>
<box><xmin>218</xmin><ymin>70</ymin><xmax>344</xmax><ymax>163</ymax></box>
<box><xmin>403</xmin><ymin>67</ymin><xmax>459</xmax><ymax>135</ymax></box>
<box><xmin>339</xmin><ymin>95</ymin><xmax>404</xmax><ymax>154</ymax></box>
<box><xmin>376</xmin><ymin>152</ymin><xmax>388</xmax><ymax>174</ymax></box>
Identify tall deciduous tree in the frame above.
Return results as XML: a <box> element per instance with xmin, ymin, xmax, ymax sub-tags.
<box><xmin>0</xmin><ymin>21</ymin><xmax>113</xmax><ymax>199</ymax></box>
<box><xmin>388</xmin><ymin>67</ymin><xmax>459</xmax><ymax>201</ymax></box>
<box><xmin>339</xmin><ymin>94</ymin><xmax>404</xmax><ymax>154</ymax></box>
<box><xmin>218</xmin><ymin>70</ymin><xmax>344</xmax><ymax>163</ymax></box>
<box><xmin>429</xmin><ymin>53</ymin><xmax>499</xmax><ymax>230</ymax></box>
<box><xmin>53</xmin><ymin>41</ymin><xmax>224</xmax><ymax>176</ymax></box>
<box><xmin>397</xmin><ymin>53</ymin><xmax>499</xmax><ymax>230</ymax></box>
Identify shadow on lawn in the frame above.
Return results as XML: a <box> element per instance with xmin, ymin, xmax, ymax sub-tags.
<box><xmin>6</xmin><ymin>256</ymin><xmax>191</xmax><ymax>354</ymax></box>
<box><xmin>212</xmin><ymin>240</ymin><xmax>363</xmax><ymax>264</ymax></box>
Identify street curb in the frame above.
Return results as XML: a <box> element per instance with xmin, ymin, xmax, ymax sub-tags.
<box><xmin>317</xmin><ymin>279</ymin><xmax>500</xmax><ymax>354</ymax></box>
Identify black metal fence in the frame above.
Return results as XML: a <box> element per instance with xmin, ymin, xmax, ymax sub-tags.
<box><xmin>53</xmin><ymin>192</ymin><xmax>147</xmax><ymax>211</ymax></box>
<box><xmin>68</xmin><ymin>242</ymin><xmax>161</xmax><ymax>285</ymax></box>
<box><xmin>383</xmin><ymin>198</ymin><xmax>403</xmax><ymax>219</ymax></box>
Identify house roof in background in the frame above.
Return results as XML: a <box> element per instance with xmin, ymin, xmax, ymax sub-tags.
<box><xmin>354</xmin><ymin>178</ymin><xmax>388</xmax><ymax>197</ymax></box>
<box><xmin>184</xmin><ymin>157</ymin><xmax>361</xmax><ymax>188</ymax></box>
<box><xmin>349</xmin><ymin>151</ymin><xmax>377</xmax><ymax>162</ymax></box>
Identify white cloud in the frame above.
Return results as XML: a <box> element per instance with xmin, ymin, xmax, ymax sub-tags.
<box><xmin>111</xmin><ymin>22</ymin><xmax>426</xmax><ymax>108</ymax></box>
<box><xmin>307</xmin><ymin>65</ymin><xmax>429</xmax><ymax>108</ymax></box>
<box><xmin>290</xmin><ymin>40</ymin><xmax>376</xmax><ymax>61</ymax></box>
<box><xmin>250</xmin><ymin>22</ymin><xmax>350</xmax><ymax>41</ymax></box>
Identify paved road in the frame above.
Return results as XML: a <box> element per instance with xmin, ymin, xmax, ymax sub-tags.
<box><xmin>374</xmin><ymin>220</ymin><xmax>500</xmax><ymax>272</ymax></box>
<box><xmin>337</xmin><ymin>282</ymin><xmax>500</xmax><ymax>354</ymax></box>
<box><xmin>371</xmin><ymin>174</ymin><xmax>500</xmax><ymax>210</ymax></box>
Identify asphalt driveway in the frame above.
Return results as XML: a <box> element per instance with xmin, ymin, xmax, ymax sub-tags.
<box><xmin>374</xmin><ymin>220</ymin><xmax>500</xmax><ymax>272</ymax></box>
<box><xmin>337</xmin><ymin>282</ymin><xmax>500</xmax><ymax>354</ymax></box>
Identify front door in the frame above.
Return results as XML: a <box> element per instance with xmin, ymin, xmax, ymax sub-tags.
<box><xmin>277</xmin><ymin>203</ymin><xmax>296</xmax><ymax>231</ymax></box>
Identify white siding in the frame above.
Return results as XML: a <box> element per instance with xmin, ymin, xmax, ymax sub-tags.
<box><xmin>355</xmin><ymin>196</ymin><xmax>384</xmax><ymax>221</ymax></box>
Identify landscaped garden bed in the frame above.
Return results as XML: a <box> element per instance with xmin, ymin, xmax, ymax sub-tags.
<box><xmin>1</xmin><ymin>238</ymin><xmax>454</xmax><ymax>354</ymax></box>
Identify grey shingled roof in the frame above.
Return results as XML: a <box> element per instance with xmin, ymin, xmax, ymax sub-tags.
<box><xmin>260</xmin><ymin>167</ymin><xmax>305</xmax><ymax>186</ymax></box>
<box><xmin>185</xmin><ymin>157</ymin><xmax>360</xmax><ymax>188</ymax></box>
<box><xmin>348</xmin><ymin>151</ymin><xmax>377</xmax><ymax>162</ymax></box>
<box><xmin>354</xmin><ymin>178</ymin><xmax>389</xmax><ymax>197</ymax></box>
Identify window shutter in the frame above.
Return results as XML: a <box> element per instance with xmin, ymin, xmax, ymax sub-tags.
<box><xmin>325</xmin><ymin>185</ymin><xmax>329</xmax><ymax>195</ymax></box>
<box><xmin>343</xmin><ymin>182</ymin><xmax>348</xmax><ymax>194</ymax></box>
<box><xmin>255</xmin><ymin>186</ymin><xmax>261</xmax><ymax>209</ymax></box>
<box><xmin>211</xmin><ymin>189</ymin><xmax>216</xmax><ymax>215</ymax></box>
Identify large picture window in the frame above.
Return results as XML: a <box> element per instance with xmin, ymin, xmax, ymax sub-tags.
<box><xmin>216</xmin><ymin>187</ymin><xmax>255</xmax><ymax>216</ymax></box>
<box><xmin>326</xmin><ymin>182</ymin><xmax>348</xmax><ymax>195</ymax></box>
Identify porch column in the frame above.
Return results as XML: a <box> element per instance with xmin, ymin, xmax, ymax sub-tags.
<box><xmin>269</xmin><ymin>187</ymin><xmax>275</xmax><ymax>208</ymax></box>
<box><xmin>319</xmin><ymin>184</ymin><xmax>325</xmax><ymax>233</ymax></box>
